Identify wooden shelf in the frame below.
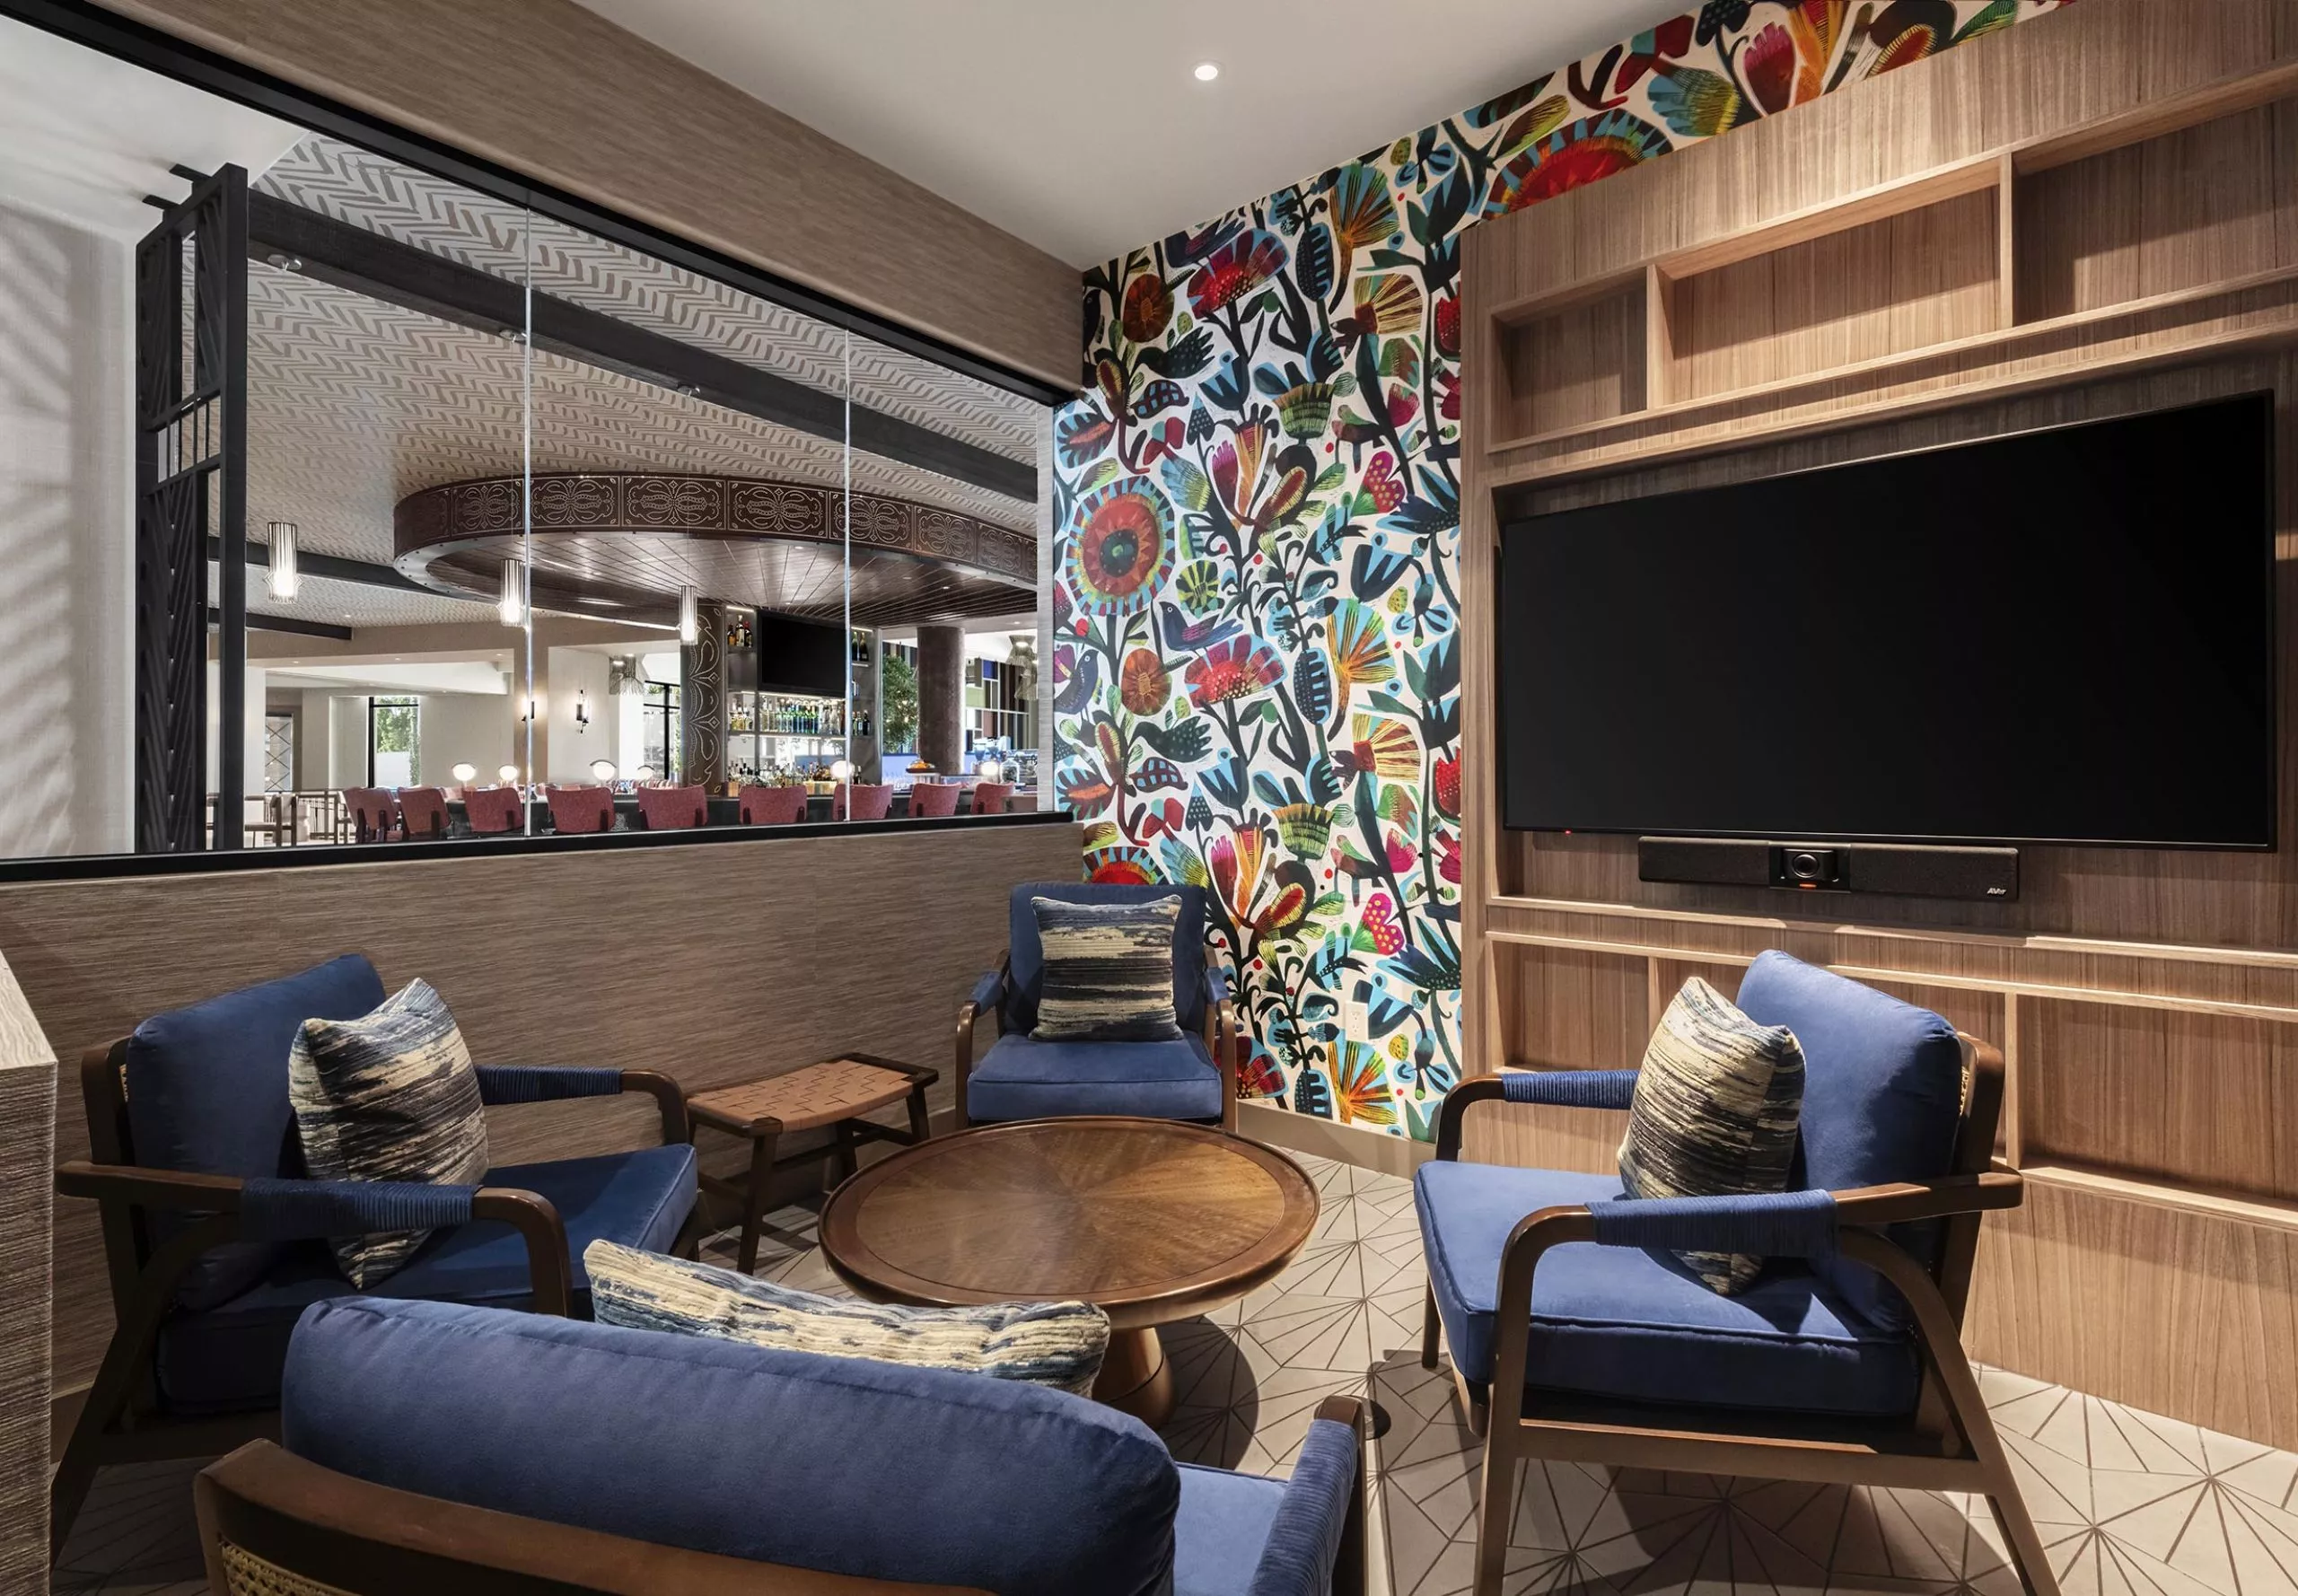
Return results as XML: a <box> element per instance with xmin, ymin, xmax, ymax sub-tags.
<box><xmin>2019</xmin><ymin>1161</ymin><xmax>2298</xmax><ymax>1234</ymax></box>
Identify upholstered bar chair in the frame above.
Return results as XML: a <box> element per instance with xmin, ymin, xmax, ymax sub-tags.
<box><xmin>394</xmin><ymin>785</ymin><xmax>451</xmax><ymax>839</ymax></box>
<box><xmin>1413</xmin><ymin>951</ymin><xmax>2057</xmax><ymax>1596</ymax></box>
<box><xmin>544</xmin><ymin>783</ymin><xmax>615</xmax><ymax>834</ymax></box>
<box><xmin>737</xmin><ymin>783</ymin><xmax>806</xmax><ymax>825</ymax></box>
<box><xmin>195</xmin><ymin>1296</ymin><xmax>1371</xmax><ymax>1595</ymax></box>
<box><xmin>834</xmin><ymin>781</ymin><xmax>893</xmax><ymax>820</ymax></box>
<box><xmin>633</xmin><ymin>783</ymin><xmax>707</xmax><ymax>829</ymax></box>
<box><xmin>49</xmin><ymin>954</ymin><xmax>701</xmax><ymax>1557</ymax></box>
<box><xmin>908</xmin><ymin>780</ymin><xmax>960</xmax><ymax>819</ymax></box>
<box><xmin>972</xmin><ymin>780</ymin><xmax>1013</xmax><ymax>815</ymax></box>
<box><xmin>463</xmin><ymin>784</ymin><xmax>523</xmax><ymax>834</ymax></box>
<box><xmin>957</xmin><ymin>881</ymin><xmax>1239</xmax><ymax>1132</ymax></box>
<box><xmin>341</xmin><ymin>787</ymin><xmax>398</xmax><ymax>844</ymax></box>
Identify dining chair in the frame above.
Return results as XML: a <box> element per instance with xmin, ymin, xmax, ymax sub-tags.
<box><xmin>908</xmin><ymin>781</ymin><xmax>960</xmax><ymax>819</ymax></box>
<box><xmin>971</xmin><ymin>781</ymin><xmax>1013</xmax><ymax>816</ymax></box>
<box><xmin>464</xmin><ymin>785</ymin><xmax>524</xmax><ymax>835</ymax></box>
<box><xmin>634</xmin><ymin>784</ymin><xmax>707</xmax><ymax>829</ymax></box>
<box><xmin>341</xmin><ymin>788</ymin><xmax>399</xmax><ymax>844</ymax></box>
<box><xmin>544</xmin><ymin>785</ymin><xmax>616</xmax><ymax>835</ymax></box>
<box><xmin>834</xmin><ymin>782</ymin><xmax>892</xmax><ymax>821</ymax></box>
<box><xmin>1414</xmin><ymin>951</ymin><xmax>2056</xmax><ymax>1596</ymax></box>
<box><xmin>737</xmin><ymin>784</ymin><xmax>807</xmax><ymax>825</ymax></box>
<box><xmin>395</xmin><ymin>786</ymin><xmax>451</xmax><ymax>840</ymax></box>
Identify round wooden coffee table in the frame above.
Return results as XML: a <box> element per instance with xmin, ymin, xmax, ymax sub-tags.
<box><xmin>818</xmin><ymin>1116</ymin><xmax>1320</xmax><ymax>1427</ymax></box>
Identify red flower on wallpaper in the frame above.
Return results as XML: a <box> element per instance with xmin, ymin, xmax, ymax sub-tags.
<box><xmin>1185</xmin><ymin>636</ymin><xmax>1285</xmax><ymax>708</ymax></box>
<box><xmin>1188</xmin><ymin>229</ymin><xmax>1287</xmax><ymax>318</ymax></box>
<box><xmin>1434</xmin><ymin>293</ymin><xmax>1460</xmax><ymax>359</ymax></box>
<box><xmin>1434</xmin><ymin>754</ymin><xmax>1461</xmax><ymax>820</ymax></box>
<box><xmin>1120</xmin><ymin>272</ymin><xmax>1173</xmax><ymax>343</ymax></box>
<box><xmin>1066</xmin><ymin>478</ymin><xmax>1175</xmax><ymax>617</ymax></box>
<box><xmin>1119</xmin><ymin>648</ymin><xmax>1171</xmax><ymax>715</ymax></box>
<box><xmin>1487</xmin><ymin>110</ymin><xmax>1675</xmax><ymax>215</ymax></box>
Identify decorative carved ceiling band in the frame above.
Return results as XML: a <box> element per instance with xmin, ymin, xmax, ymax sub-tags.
<box><xmin>397</xmin><ymin>472</ymin><xmax>1036</xmax><ymax>582</ymax></box>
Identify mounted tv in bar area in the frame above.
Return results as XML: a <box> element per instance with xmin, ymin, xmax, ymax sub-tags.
<box><xmin>1496</xmin><ymin>393</ymin><xmax>2277</xmax><ymax>849</ymax></box>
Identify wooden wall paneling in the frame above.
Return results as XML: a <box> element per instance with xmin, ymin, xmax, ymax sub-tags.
<box><xmin>1495</xmin><ymin>281</ymin><xmax>1647</xmax><ymax>442</ymax></box>
<box><xmin>1493</xmin><ymin>941</ymin><xmax>1647</xmax><ymax>1071</ymax></box>
<box><xmin>0</xmin><ymin>954</ymin><xmax>56</xmax><ymax>1592</ymax></box>
<box><xmin>1459</xmin><ymin>1</ymin><xmax>2298</xmax><ymax>1450</ymax></box>
<box><xmin>10</xmin><ymin>821</ymin><xmax>1083</xmax><ymax>1393</ymax></box>
<box><xmin>1459</xmin><ymin>1101</ymin><xmax>1627</xmax><ymax>1179</ymax></box>
<box><xmin>101</xmin><ymin>0</ymin><xmax>1080</xmax><ymax>390</ymax></box>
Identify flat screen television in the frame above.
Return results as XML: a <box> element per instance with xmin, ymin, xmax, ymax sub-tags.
<box><xmin>755</xmin><ymin>611</ymin><xmax>847</xmax><ymax>697</ymax></box>
<box><xmin>1496</xmin><ymin>393</ymin><xmax>2277</xmax><ymax>848</ymax></box>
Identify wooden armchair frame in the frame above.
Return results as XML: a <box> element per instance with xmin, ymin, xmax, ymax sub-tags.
<box><xmin>189</xmin><ymin>1393</ymin><xmax>1372</xmax><ymax>1594</ymax></box>
<box><xmin>952</xmin><ymin>945</ymin><xmax>1240</xmax><ymax>1133</ymax></box>
<box><xmin>50</xmin><ymin>1039</ymin><xmax>695</xmax><ymax>1560</ymax></box>
<box><xmin>1423</xmin><ymin>1039</ymin><xmax>2061</xmax><ymax>1596</ymax></box>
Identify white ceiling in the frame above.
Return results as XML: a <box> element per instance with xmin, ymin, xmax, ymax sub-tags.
<box><xmin>573</xmin><ymin>0</ymin><xmax>1672</xmax><ymax>266</ymax></box>
<box><xmin>0</xmin><ymin>13</ymin><xmax>302</xmax><ymax>238</ymax></box>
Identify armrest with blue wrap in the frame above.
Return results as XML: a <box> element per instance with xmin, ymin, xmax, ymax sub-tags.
<box><xmin>53</xmin><ymin>1161</ymin><xmax>575</xmax><ymax>1315</ymax></box>
<box><xmin>1243</xmin><ymin>1393</ymin><xmax>1369</xmax><ymax>1596</ymax></box>
<box><xmin>952</xmin><ymin>951</ymin><xmax>1013</xmax><ymax>1129</ymax></box>
<box><xmin>475</xmin><ymin>1065</ymin><xmax>689</xmax><ymax>1144</ymax></box>
<box><xmin>1434</xmin><ymin>1068</ymin><xmax>1638</xmax><ymax>1161</ymax></box>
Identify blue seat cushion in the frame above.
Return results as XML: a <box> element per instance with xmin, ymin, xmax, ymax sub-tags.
<box><xmin>1007</xmin><ymin>881</ymin><xmax>1208</xmax><ymax>1034</ymax></box>
<box><xmin>283</xmin><ymin>1296</ymin><xmax>1180</xmax><ymax>1596</ymax></box>
<box><xmin>1175</xmin><ymin>1463</ymin><xmax>1285</xmax><ymax>1596</ymax></box>
<box><xmin>966</xmin><ymin>1031</ymin><xmax>1222</xmax><ymax>1123</ymax></box>
<box><xmin>155</xmin><ymin>1144</ymin><xmax>696</xmax><ymax>1414</ymax></box>
<box><xmin>126</xmin><ymin>954</ymin><xmax>387</xmax><ymax>1309</ymax></box>
<box><xmin>1416</xmin><ymin>1162</ymin><xmax>1917</xmax><ymax>1419</ymax></box>
<box><xmin>1734</xmin><ymin>951</ymin><xmax>1966</xmax><ymax>1329</ymax></box>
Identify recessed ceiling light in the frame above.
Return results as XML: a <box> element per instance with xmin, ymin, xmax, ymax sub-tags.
<box><xmin>1193</xmin><ymin>61</ymin><xmax>1220</xmax><ymax>83</ymax></box>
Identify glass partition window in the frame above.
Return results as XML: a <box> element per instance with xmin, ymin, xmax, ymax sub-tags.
<box><xmin>0</xmin><ymin>9</ymin><xmax>1048</xmax><ymax>866</ymax></box>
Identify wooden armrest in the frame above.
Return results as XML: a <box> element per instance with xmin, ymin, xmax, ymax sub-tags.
<box><xmin>619</xmin><ymin>1069</ymin><xmax>689</xmax><ymax>1144</ymax></box>
<box><xmin>57</xmin><ymin>1159</ymin><xmax>243</xmax><ymax>1208</ymax></box>
<box><xmin>1434</xmin><ymin>1077</ymin><xmax>1511</xmax><ymax>1162</ymax></box>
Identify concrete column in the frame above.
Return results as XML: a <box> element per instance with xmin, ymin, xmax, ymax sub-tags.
<box><xmin>917</xmin><ymin>623</ymin><xmax>965</xmax><ymax>776</ymax></box>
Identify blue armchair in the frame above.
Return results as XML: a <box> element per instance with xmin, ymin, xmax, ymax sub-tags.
<box><xmin>50</xmin><ymin>953</ymin><xmax>701</xmax><ymax>1558</ymax></box>
<box><xmin>957</xmin><ymin>881</ymin><xmax>1240</xmax><ymax>1132</ymax></box>
<box><xmin>1415</xmin><ymin>951</ymin><xmax>2057</xmax><ymax>1596</ymax></box>
<box><xmin>191</xmin><ymin>1295</ymin><xmax>1370</xmax><ymax>1596</ymax></box>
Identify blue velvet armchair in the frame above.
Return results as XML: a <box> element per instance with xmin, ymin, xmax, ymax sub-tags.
<box><xmin>50</xmin><ymin>953</ymin><xmax>702</xmax><ymax>1559</ymax></box>
<box><xmin>192</xmin><ymin>1295</ymin><xmax>1370</xmax><ymax>1596</ymax></box>
<box><xmin>1415</xmin><ymin>951</ymin><xmax>2058</xmax><ymax>1596</ymax></box>
<box><xmin>956</xmin><ymin>881</ymin><xmax>1241</xmax><ymax>1132</ymax></box>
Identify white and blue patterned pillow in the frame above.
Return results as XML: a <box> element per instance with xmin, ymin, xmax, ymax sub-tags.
<box><xmin>1030</xmin><ymin>895</ymin><xmax>1183</xmax><ymax>1043</ymax></box>
<box><xmin>584</xmin><ymin>1239</ymin><xmax>1111</xmax><ymax>1396</ymax></box>
<box><xmin>288</xmin><ymin>978</ymin><xmax>489</xmax><ymax>1288</ymax></box>
<box><xmin>1618</xmin><ymin>978</ymin><xmax>1805</xmax><ymax>1295</ymax></box>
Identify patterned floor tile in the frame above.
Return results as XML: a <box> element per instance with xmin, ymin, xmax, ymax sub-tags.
<box><xmin>53</xmin><ymin>1151</ymin><xmax>2298</xmax><ymax>1596</ymax></box>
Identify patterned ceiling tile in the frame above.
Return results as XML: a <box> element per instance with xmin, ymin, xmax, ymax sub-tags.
<box><xmin>57</xmin><ymin>1152</ymin><xmax>2298</xmax><ymax>1596</ymax></box>
<box><xmin>252</xmin><ymin>135</ymin><xmax>1041</xmax><ymax>464</ymax></box>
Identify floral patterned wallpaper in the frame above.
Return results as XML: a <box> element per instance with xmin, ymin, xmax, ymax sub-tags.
<box><xmin>1048</xmin><ymin>0</ymin><xmax>2075</xmax><ymax>1139</ymax></box>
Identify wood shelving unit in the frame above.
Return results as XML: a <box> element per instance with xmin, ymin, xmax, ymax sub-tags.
<box><xmin>1456</xmin><ymin>9</ymin><xmax>2298</xmax><ymax>1449</ymax></box>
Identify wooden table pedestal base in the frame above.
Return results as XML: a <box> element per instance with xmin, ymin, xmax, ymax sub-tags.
<box><xmin>1092</xmin><ymin>1326</ymin><xmax>1174</xmax><ymax>1428</ymax></box>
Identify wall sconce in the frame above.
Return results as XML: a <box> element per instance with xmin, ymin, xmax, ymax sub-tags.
<box><xmin>264</xmin><ymin>522</ymin><xmax>300</xmax><ymax>601</ymax></box>
<box><xmin>498</xmin><ymin>559</ymin><xmax>525</xmax><ymax>627</ymax></box>
<box><xmin>677</xmin><ymin>584</ymin><xmax>699</xmax><ymax>646</ymax></box>
<box><xmin>574</xmin><ymin>689</ymin><xmax>591</xmax><ymax>732</ymax></box>
<box><xmin>589</xmin><ymin>759</ymin><xmax>617</xmax><ymax>782</ymax></box>
<box><xmin>496</xmin><ymin>764</ymin><xmax>521</xmax><ymax>785</ymax></box>
<box><xmin>451</xmin><ymin>762</ymin><xmax>478</xmax><ymax>785</ymax></box>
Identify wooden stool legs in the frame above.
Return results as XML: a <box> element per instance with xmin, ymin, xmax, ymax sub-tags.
<box><xmin>735</xmin><ymin>1123</ymin><xmax>782</xmax><ymax>1276</ymax></box>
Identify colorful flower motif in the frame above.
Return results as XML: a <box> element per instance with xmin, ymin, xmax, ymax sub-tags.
<box><xmin>1434</xmin><ymin>754</ymin><xmax>1461</xmax><ymax>820</ymax></box>
<box><xmin>1188</xmin><ymin>229</ymin><xmax>1287</xmax><ymax>318</ymax></box>
<box><xmin>1337</xmin><ymin>714</ymin><xmax>1420</xmax><ymax>781</ymax></box>
<box><xmin>1084</xmin><ymin>846</ymin><xmax>1158</xmax><ymax>885</ymax></box>
<box><xmin>1119</xmin><ymin>648</ymin><xmax>1171</xmax><ymax>715</ymax></box>
<box><xmin>1331</xmin><ymin>1042</ymin><xmax>1398</xmax><ymax>1127</ymax></box>
<box><xmin>1239</xmin><ymin>1046</ymin><xmax>1286</xmax><ymax>1100</ymax></box>
<box><xmin>1185</xmin><ymin>636</ymin><xmax>1285</xmax><ymax>709</ymax></box>
<box><xmin>1120</xmin><ymin>272</ymin><xmax>1174</xmax><ymax>342</ymax></box>
<box><xmin>1066</xmin><ymin>478</ymin><xmax>1176</xmax><ymax>617</ymax></box>
<box><xmin>1327</xmin><ymin>161</ymin><xmax>1399</xmax><ymax>260</ymax></box>
<box><xmin>1486</xmin><ymin>110</ymin><xmax>1674</xmax><ymax>215</ymax></box>
<box><xmin>1434</xmin><ymin>293</ymin><xmax>1460</xmax><ymax>359</ymax></box>
<box><xmin>1276</xmin><ymin>802</ymin><xmax>1334</xmax><ymax>859</ymax></box>
<box><xmin>1435</xmin><ymin>830</ymin><xmax>1462</xmax><ymax>885</ymax></box>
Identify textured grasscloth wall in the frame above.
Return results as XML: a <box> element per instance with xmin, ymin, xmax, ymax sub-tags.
<box><xmin>1048</xmin><ymin>0</ymin><xmax>2075</xmax><ymax>1139</ymax></box>
<box><xmin>0</xmin><ymin>955</ymin><xmax>56</xmax><ymax>1596</ymax></box>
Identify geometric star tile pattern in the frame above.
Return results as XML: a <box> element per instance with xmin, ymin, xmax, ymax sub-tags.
<box><xmin>50</xmin><ymin>1152</ymin><xmax>2298</xmax><ymax>1596</ymax></box>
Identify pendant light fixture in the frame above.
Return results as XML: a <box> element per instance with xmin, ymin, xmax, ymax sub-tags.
<box><xmin>498</xmin><ymin>559</ymin><xmax>524</xmax><ymax>627</ymax></box>
<box><xmin>264</xmin><ymin>522</ymin><xmax>300</xmax><ymax>601</ymax></box>
<box><xmin>677</xmin><ymin>584</ymin><xmax>698</xmax><ymax>646</ymax></box>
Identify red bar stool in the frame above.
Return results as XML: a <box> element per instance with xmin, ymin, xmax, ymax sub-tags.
<box><xmin>635</xmin><ymin>784</ymin><xmax>708</xmax><ymax>829</ymax></box>
<box><xmin>971</xmin><ymin>782</ymin><xmax>1014</xmax><ymax>816</ymax></box>
<box><xmin>908</xmin><ymin>782</ymin><xmax>960</xmax><ymax>819</ymax></box>
<box><xmin>738</xmin><ymin>785</ymin><xmax>807</xmax><ymax>825</ymax></box>
<box><xmin>834</xmin><ymin>783</ymin><xmax>892</xmax><ymax>821</ymax></box>
<box><xmin>543</xmin><ymin>785</ymin><xmax>615</xmax><ymax>835</ymax></box>
<box><xmin>342</xmin><ymin>788</ymin><xmax>399</xmax><ymax>844</ymax></box>
<box><xmin>397</xmin><ymin>786</ymin><xmax>451</xmax><ymax>840</ymax></box>
<box><xmin>465</xmin><ymin>785</ymin><xmax>524</xmax><ymax>835</ymax></box>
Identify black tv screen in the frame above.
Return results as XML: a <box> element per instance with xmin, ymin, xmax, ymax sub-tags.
<box><xmin>755</xmin><ymin>611</ymin><xmax>847</xmax><ymax>697</ymax></box>
<box><xmin>1498</xmin><ymin>394</ymin><xmax>2277</xmax><ymax>848</ymax></box>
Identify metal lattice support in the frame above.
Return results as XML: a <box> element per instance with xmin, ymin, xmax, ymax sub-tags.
<box><xmin>134</xmin><ymin>167</ymin><xmax>248</xmax><ymax>853</ymax></box>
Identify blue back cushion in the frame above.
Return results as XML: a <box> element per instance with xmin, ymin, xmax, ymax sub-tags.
<box><xmin>1732</xmin><ymin>951</ymin><xmax>1965</xmax><ymax>1329</ymax></box>
<box><xmin>284</xmin><ymin>1297</ymin><xmax>1179</xmax><ymax>1596</ymax></box>
<box><xmin>126</xmin><ymin>954</ymin><xmax>385</xmax><ymax>1308</ymax></box>
<box><xmin>1006</xmin><ymin>881</ymin><xmax>1206</xmax><ymax>1035</ymax></box>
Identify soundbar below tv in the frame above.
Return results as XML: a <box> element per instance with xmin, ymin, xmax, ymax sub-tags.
<box><xmin>1496</xmin><ymin>392</ymin><xmax>2276</xmax><ymax>849</ymax></box>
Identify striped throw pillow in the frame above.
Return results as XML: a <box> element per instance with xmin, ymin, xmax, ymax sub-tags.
<box><xmin>584</xmin><ymin>1240</ymin><xmax>1111</xmax><ymax>1395</ymax></box>
<box><xmin>1618</xmin><ymin>978</ymin><xmax>1805</xmax><ymax>1295</ymax></box>
<box><xmin>1030</xmin><ymin>895</ymin><xmax>1183</xmax><ymax>1043</ymax></box>
<box><xmin>288</xmin><ymin>978</ymin><xmax>489</xmax><ymax>1288</ymax></box>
